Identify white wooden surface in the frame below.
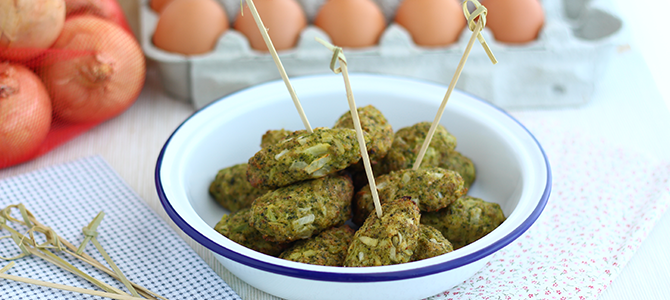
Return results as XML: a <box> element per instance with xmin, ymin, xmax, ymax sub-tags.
<box><xmin>594</xmin><ymin>0</ymin><xmax>670</xmax><ymax>299</ymax></box>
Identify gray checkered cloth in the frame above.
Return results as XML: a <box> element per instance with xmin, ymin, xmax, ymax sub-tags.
<box><xmin>0</xmin><ymin>156</ymin><xmax>240</xmax><ymax>300</ymax></box>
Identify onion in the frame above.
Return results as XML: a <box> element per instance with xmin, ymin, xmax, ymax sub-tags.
<box><xmin>65</xmin><ymin>0</ymin><xmax>133</xmax><ymax>34</ymax></box>
<box><xmin>0</xmin><ymin>63</ymin><xmax>52</xmax><ymax>167</ymax></box>
<box><xmin>40</xmin><ymin>16</ymin><xmax>145</xmax><ymax>123</ymax></box>
<box><xmin>0</xmin><ymin>0</ymin><xmax>66</xmax><ymax>60</ymax></box>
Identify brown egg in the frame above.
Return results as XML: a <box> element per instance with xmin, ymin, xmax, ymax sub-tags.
<box><xmin>152</xmin><ymin>0</ymin><xmax>229</xmax><ymax>55</ymax></box>
<box><xmin>314</xmin><ymin>0</ymin><xmax>386</xmax><ymax>48</ymax></box>
<box><xmin>234</xmin><ymin>0</ymin><xmax>307</xmax><ymax>51</ymax></box>
<box><xmin>394</xmin><ymin>0</ymin><xmax>465</xmax><ymax>47</ymax></box>
<box><xmin>149</xmin><ymin>0</ymin><xmax>175</xmax><ymax>13</ymax></box>
<box><xmin>481</xmin><ymin>0</ymin><xmax>544</xmax><ymax>44</ymax></box>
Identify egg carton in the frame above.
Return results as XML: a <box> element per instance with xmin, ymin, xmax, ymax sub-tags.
<box><xmin>139</xmin><ymin>0</ymin><xmax>624</xmax><ymax>109</ymax></box>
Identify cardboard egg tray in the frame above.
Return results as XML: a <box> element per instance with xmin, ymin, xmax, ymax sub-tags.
<box><xmin>140</xmin><ymin>0</ymin><xmax>624</xmax><ymax>109</ymax></box>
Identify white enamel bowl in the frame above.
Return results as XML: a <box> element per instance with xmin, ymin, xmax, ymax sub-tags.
<box><xmin>156</xmin><ymin>74</ymin><xmax>551</xmax><ymax>300</ymax></box>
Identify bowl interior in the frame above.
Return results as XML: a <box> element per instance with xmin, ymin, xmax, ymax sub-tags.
<box><xmin>157</xmin><ymin>73</ymin><xmax>549</xmax><ymax>277</ymax></box>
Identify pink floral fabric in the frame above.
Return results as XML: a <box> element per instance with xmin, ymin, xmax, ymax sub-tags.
<box><xmin>428</xmin><ymin>115</ymin><xmax>670</xmax><ymax>300</ymax></box>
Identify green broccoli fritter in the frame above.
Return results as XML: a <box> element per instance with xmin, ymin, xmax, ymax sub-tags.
<box><xmin>209</xmin><ymin>163</ymin><xmax>268</xmax><ymax>213</ymax></box>
<box><xmin>439</xmin><ymin>150</ymin><xmax>476</xmax><ymax>190</ymax></box>
<box><xmin>352</xmin><ymin>167</ymin><xmax>466</xmax><ymax>225</ymax></box>
<box><xmin>248</xmin><ymin>128</ymin><xmax>371</xmax><ymax>189</ymax></box>
<box><xmin>279</xmin><ymin>225</ymin><xmax>355</xmax><ymax>266</ymax></box>
<box><xmin>213</xmin><ymin>208</ymin><xmax>288</xmax><ymax>256</ymax></box>
<box><xmin>249</xmin><ymin>174</ymin><xmax>354</xmax><ymax>243</ymax></box>
<box><xmin>344</xmin><ymin>197</ymin><xmax>420</xmax><ymax>267</ymax></box>
<box><xmin>421</xmin><ymin>196</ymin><xmax>506</xmax><ymax>249</ymax></box>
<box><xmin>412</xmin><ymin>224</ymin><xmax>454</xmax><ymax>261</ymax></box>
<box><xmin>379</xmin><ymin>122</ymin><xmax>457</xmax><ymax>173</ymax></box>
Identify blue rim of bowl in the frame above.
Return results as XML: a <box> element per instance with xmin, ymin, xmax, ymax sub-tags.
<box><xmin>155</xmin><ymin>74</ymin><xmax>552</xmax><ymax>282</ymax></box>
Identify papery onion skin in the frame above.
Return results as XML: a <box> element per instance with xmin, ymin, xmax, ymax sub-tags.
<box><xmin>40</xmin><ymin>16</ymin><xmax>145</xmax><ymax>123</ymax></box>
<box><xmin>64</xmin><ymin>0</ymin><xmax>133</xmax><ymax>34</ymax></box>
<box><xmin>0</xmin><ymin>63</ymin><xmax>52</xmax><ymax>166</ymax></box>
<box><xmin>0</xmin><ymin>0</ymin><xmax>66</xmax><ymax>60</ymax></box>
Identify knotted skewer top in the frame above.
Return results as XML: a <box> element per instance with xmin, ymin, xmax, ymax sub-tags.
<box><xmin>462</xmin><ymin>0</ymin><xmax>497</xmax><ymax>64</ymax></box>
<box><xmin>412</xmin><ymin>0</ymin><xmax>498</xmax><ymax>170</ymax></box>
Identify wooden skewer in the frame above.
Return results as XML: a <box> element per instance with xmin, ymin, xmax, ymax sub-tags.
<box><xmin>1</xmin><ymin>220</ymin><xmax>124</xmax><ymax>295</ymax></box>
<box><xmin>33</xmin><ymin>239</ymin><xmax>126</xmax><ymax>295</ymax></box>
<box><xmin>0</xmin><ymin>252</ymin><xmax>127</xmax><ymax>298</ymax></box>
<box><xmin>242</xmin><ymin>0</ymin><xmax>313</xmax><ymax>133</ymax></box>
<box><xmin>1</xmin><ymin>204</ymin><xmax>164</xmax><ymax>300</ymax></box>
<box><xmin>316</xmin><ymin>38</ymin><xmax>383</xmax><ymax>218</ymax></box>
<box><xmin>413</xmin><ymin>0</ymin><xmax>497</xmax><ymax>170</ymax></box>
<box><xmin>76</xmin><ymin>211</ymin><xmax>104</xmax><ymax>255</ymax></box>
<box><xmin>1</xmin><ymin>270</ymin><xmax>144</xmax><ymax>300</ymax></box>
<box><xmin>464</xmin><ymin>0</ymin><xmax>497</xmax><ymax>64</ymax></box>
<box><xmin>0</xmin><ymin>261</ymin><xmax>15</xmax><ymax>273</ymax></box>
<box><xmin>78</xmin><ymin>212</ymin><xmax>140</xmax><ymax>297</ymax></box>
<box><xmin>62</xmin><ymin>246</ymin><xmax>164</xmax><ymax>300</ymax></box>
<box><xmin>341</xmin><ymin>66</ymin><xmax>383</xmax><ymax>218</ymax></box>
<box><xmin>63</xmin><ymin>236</ymin><xmax>164</xmax><ymax>299</ymax></box>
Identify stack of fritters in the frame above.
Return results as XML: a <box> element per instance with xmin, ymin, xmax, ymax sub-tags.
<box><xmin>210</xmin><ymin>105</ymin><xmax>505</xmax><ymax>267</ymax></box>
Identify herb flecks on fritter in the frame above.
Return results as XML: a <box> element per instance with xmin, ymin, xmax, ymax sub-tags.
<box><xmin>279</xmin><ymin>225</ymin><xmax>355</xmax><ymax>266</ymax></box>
<box><xmin>439</xmin><ymin>150</ymin><xmax>476</xmax><ymax>190</ymax></box>
<box><xmin>214</xmin><ymin>208</ymin><xmax>289</xmax><ymax>256</ymax></box>
<box><xmin>412</xmin><ymin>224</ymin><xmax>454</xmax><ymax>261</ymax></box>
<box><xmin>334</xmin><ymin>105</ymin><xmax>394</xmax><ymax>190</ymax></box>
<box><xmin>352</xmin><ymin>167</ymin><xmax>466</xmax><ymax>225</ymax></box>
<box><xmin>344</xmin><ymin>197</ymin><xmax>420</xmax><ymax>267</ymax></box>
<box><xmin>248</xmin><ymin>127</ymin><xmax>371</xmax><ymax>189</ymax></box>
<box><xmin>249</xmin><ymin>174</ymin><xmax>354</xmax><ymax>243</ymax></box>
<box><xmin>421</xmin><ymin>196</ymin><xmax>506</xmax><ymax>249</ymax></box>
<box><xmin>209</xmin><ymin>163</ymin><xmax>268</xmax><ymax>213</ymax></box>
<box><xmin>261</xmin><ymin>129</ymin><xmax>308</xmax><ymax>148</ymax></box>
<box><xmin>380</xmin><ymin>122</ymin><xmax>457</xmax><ymax>173</ymax></box>
<box><xmin>333</xmin><ymin>105</ymin><xmax>393</xmax><ymax>163</ymax></box>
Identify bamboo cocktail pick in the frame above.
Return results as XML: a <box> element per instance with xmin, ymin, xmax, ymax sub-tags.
<box><xmin>412</xmin><ymin>0</ymin><xmax>497</xmax><ymax>170</ymax></box>
<box><xmin>316</xmin><ymin>37</ymin><xmax>383</xmax><ymax>218</ymax></box>
<box><xmin>0</xmin><ymin>204</ymin><xmax>166</xmax><ymax>300</ymax></box>
<box><xmin>0</xmin><ymin>206</ymin><xmax>125</xmax><ymax>296</ymax></box>
<box><xmin>241</xmin><ymin>0</ymin><xmax>313</xmax><ymax>133</ymax></box>
<box><xmin>0</xmin><ymin>262</ymin><xmax>142</xmax><ymax>300</ymax></box>
<box><xmin>76</xmin><ymin>212</ymin><xmax>140</xmax><ymax>297</ymax></box>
